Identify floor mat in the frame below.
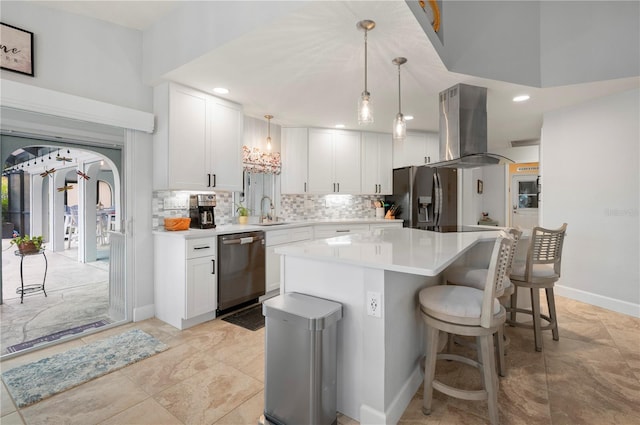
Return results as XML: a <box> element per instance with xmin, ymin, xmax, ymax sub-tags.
<box><xmin>1</xmin><ymin>329</ymin><xmax>167</xmax><ymax>407</ymax></box>
<box><xmin>222</xmin><ymin>304</ymin><xmax>264</xmax><ymax>331</ymax></box>
<box><xmin>5</xmin><ymin>319</ymin><xmax>112</xmax><ymax>353</ymax></box>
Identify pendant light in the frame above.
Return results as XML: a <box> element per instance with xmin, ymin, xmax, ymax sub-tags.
<box><xmin>265</xmin><ymin>114</ymin><xmax>274</xmax><ymax>151</ymax></box>
<box><xmin>357</xmin><ymin>20</ymin><xmax>375</xmax><ymax>125</ymax></box>
<box><xmin>392</xmin><ymin>57</ymin><xmax>407</xmax><ymax>142</ymax></box>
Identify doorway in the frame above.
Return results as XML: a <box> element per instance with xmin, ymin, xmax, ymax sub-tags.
<box><xmin>511</xmin><ymin>174</ymin><xmax>540</xmax><ymax>229</ymax></box>
<box><xmin>1</xmin><ymin>136</ymin><xmax>124</xmax><ymax>357</ymax></box>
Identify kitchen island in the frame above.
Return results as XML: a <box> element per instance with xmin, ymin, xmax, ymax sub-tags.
<box><xmin>275</xmin><ymin>227</ymin><xmax>500</xmax><ymax>424</ymax></box>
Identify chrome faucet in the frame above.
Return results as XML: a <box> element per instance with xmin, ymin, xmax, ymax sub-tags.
<box><xmin>260</xmin><ymin>196</ymin><xmax>274</xmax><ymax>222</ymax></box>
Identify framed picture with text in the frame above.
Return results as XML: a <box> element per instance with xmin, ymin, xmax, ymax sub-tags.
<box><xmin>1</xmin><ymin>22</ymin><xmax>34</xmax><ymax>76</ymax></box>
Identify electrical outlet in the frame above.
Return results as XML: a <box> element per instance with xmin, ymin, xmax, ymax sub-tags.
<box><xmin>366</xmin><ymin>291</ymin><xmax>382</xmax><ymax>318</ymax></box>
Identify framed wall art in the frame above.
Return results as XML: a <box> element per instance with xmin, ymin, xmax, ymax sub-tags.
<box><xmin>1</xmin><ymin>22</ymin><xmax>34</xmax><ymax>76</ymax></box>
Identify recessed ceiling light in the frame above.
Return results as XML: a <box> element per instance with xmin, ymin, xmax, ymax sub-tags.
<box><xmin>213</xmin><ymin>87</ymin><xmax>229</xmax><ymax>94</ymax></box>
<box><xmin>513</xmin><ymin>95</ymin><xmax>530</xmax><ymax>102</ymax></box>
<box><xmin>335</xmin><ymin>124</ymin><xmax>345</xmax><ymax>128</ymax></box>
<box><xmin>405</xmin><ymin>115</ymin><xmax>414</xmax><ymax>120</ymax></box>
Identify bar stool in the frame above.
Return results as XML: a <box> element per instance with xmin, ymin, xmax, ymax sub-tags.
<box><xmin>444</xmin><ymin>227</ymin><xmax>522</xmax><ymax>376</ymax></box>
<box><xmin>420</xmin><ymin>231</ymin><xmax>516</xmax><ymax>425</ymax></box>
<box><xmin>508</xmin><ymin>223</ymin><xmax>567</xmax><ymax>352</ymax></box>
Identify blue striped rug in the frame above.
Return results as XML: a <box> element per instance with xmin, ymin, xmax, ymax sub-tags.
<box><xmin>1</xmin><ymin>329</ymin><xmax>168</xmax><ymax>407</ymax></box>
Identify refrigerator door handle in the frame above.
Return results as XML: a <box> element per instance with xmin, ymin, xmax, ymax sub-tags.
<box><xmin>433</xmin><ymin>171</ymin><xmax>442</xmax><ymax>226</ymax></box>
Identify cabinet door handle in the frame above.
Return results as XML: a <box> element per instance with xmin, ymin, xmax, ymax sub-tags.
<box><xmin>212</xmin><ymin>174</ymin><xmax>216</xmax><ymax>187</ymax></box>
<box><xmin>304</xmin><ymin>182</ymin><xmax>307</xmax><ymax>192</ymax></box>
<box><xmin>194</xmin><ymin>246</ymin><xmax>211</xmax><ymax>250</ymax></box>
<box><xmin>424</xmin><ymin>156</ymin><xmax>427</xmax><ymax>164</ymax></box>
<box><xmin>211</xmin><ymin>259</ymin><xmax>215</xmax><ymax>274</ymax></box>
<box><xmin>336</xmin><ymin>229</ymin><xmax>350</xmax><ymax>233</ymax></box>
<box><xmin>337</xmin><ymin>182</ymin><xmax>340</xmax><ymax>192</ymax></box>
<box><xmin>207</xmin><ymin>174</ymin><xmax>211</xmax><ymax>187</ymax></box>
<box><xmin>427</xmin><ymin>156</ymin><xmax>431</xmax><ymax>163</ymax></box>
<box><xmin>333</xmin><ymin>183</ymin><xmax>336</xmax><ymax>192</ymax></box>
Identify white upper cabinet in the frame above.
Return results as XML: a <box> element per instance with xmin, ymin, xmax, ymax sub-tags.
<box><xmin>209</xmin><ymin>98</ymin><xmax>243</xmax><ymax>192</ymax></box>
<box><xmin>153</xmin><ymin>82</ymin><xmax>243</xmax><ymax>191</ymax></box>
<box><xmin>361</xmin><ymin>132</ymin><xmax>393</xmax><ymax>195</ymax></box>
<box><xmin>308</xmin><ymin>129</ymin><xmax>361</xmax><ymax>194</ymax></box>
<box><xmin>281</xmin><ymin>128</ymin><xmax>309</xmax><ymax>194</ymax></box>
<box><xmin>393</xmin><ymin>131</ymin><xmax>440</xmax><ymax>168</ymax></box>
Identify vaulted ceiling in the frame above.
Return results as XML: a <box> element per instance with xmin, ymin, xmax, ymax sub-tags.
<box><xmin>29</xmin><ymin>1</ymin><xmax>640</xmax><ymax>152</ymax></box>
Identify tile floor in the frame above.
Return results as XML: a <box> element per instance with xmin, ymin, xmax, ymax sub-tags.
<box><xmin>1</xmin><ymin>295</ymin><xmax>639</xmax><ymax>425</ymax></box>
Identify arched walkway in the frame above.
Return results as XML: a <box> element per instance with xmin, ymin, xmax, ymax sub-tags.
<box><xmin>1</xmin><ymin>136</ymin><xmax>124</xmax><ymax>356</ymax></box>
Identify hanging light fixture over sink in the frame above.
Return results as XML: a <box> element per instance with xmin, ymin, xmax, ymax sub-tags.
<box><xmin>392</xmin><ymin>57</ymin><xmax>408</xmax><ymax>142</ymax></box>
<box><xmin>265</xmin><ymin>114</ymin><xmax>273</xmax><ymax>151</ymax></box>
<box><xmin>357</xmin><ymin>19</ymin><xmax>375</xmax><ymax>125</ymax></box>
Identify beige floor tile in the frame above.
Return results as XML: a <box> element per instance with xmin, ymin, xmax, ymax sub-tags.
<box><xmin>0</xmin><ymin>411</ymin><xmax>25</xmax><ymax>425</ymax></box>
<box><xmin>20</xmin><ymin>371</ymin><xmax>149</xmax><ymax>425</ymax></box>
<box><xmin>2</xmin><ymin>294</ymin><xmax>637</xmax><ymax>425</ymax></box>
<box><xmin>544</xmin><ymin>336</ymin><xmax>640</xmax><ymax>424</ymax></box>
<box><xmin>1</xmin><ymin>381</ymin><xmax>17</xmax><ymax>416</ymax></box>
<box><xmin>154</xmin><ymin>360</ymin><xmax>262</xmax><ymax>425</ymax></box>
<box><xmin>398</xmin><ymin>389</ymin><xmax>443</xmax><ymax>424</ymax></box>
<box><xmin>99</xmin><ymin>398</ymin><xmax>183</xmax><ymax>425</ymax></box>
<box><xmin>121</xmin><ymin>343</ymin><xmax>220</xmax><ymax>395</ymax></box>
<box><xmin>214</xmin><ymin>389</ymin><xmax>263</xmax><ymax>425</ymax></box>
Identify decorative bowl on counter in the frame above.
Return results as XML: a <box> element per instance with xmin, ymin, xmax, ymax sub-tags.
<box><xmin>164</xmin><ymin>217</ymin><xmax>190</xmax><ymax>231</ymax></box>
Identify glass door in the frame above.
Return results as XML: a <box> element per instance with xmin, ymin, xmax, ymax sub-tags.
<box><xmin>511</xmin><ymin>175</ymin><xmax>539</xmax><ymax>229</ymax></box>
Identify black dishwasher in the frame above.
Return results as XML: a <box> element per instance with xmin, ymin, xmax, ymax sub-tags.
<box><xmin>217</xmin><ymin>231</ymin><xmax>266</xmax><ymax>314</ymax></box>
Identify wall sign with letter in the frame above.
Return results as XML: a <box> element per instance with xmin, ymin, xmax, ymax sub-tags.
<box><xmin>0</xmin><ymin>22</ymin><xmax>34</xmax><ymax>76</ymax></box>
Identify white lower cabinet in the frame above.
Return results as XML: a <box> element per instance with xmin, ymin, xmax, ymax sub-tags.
<box><xmin>154</xmin><ymin>234</ymin><xmax>217</xmax><ymax>330</ymax></box>
<box><xmin>265</xmin><ymin>226</ymin><xmax>313</xmax><ymax>293</ymax></box>
<box><xmin>186</xmin><ymin>255</ymin><xmax>217</xmax><ymax>319</ymax></box>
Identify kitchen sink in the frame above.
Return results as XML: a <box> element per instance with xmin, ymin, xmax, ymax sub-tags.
<box><xmin>254</xmin><ymin>222</ymin><xmax>289</xmax><ymax>226</ymax></box>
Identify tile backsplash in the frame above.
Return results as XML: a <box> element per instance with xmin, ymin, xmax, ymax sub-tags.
<box><xmin>152</xmin><ymin>191</ymin><xmax>235</xmax><ymax>229</ymax></box>
<box><xmin>152</xmin><ymin>191</ymin><xmax>385</xmax><ymax>230</ymax></box>
<box><xmin>280</xmin><ymin>194</ymin><xmax>382</xmax><ymax>220</ymax></box>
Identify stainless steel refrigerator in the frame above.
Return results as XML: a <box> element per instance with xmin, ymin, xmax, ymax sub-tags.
<box><xmin>386</xmin><ymin>166</ymin><xmax>458</xmax><ymax>229</ymax></box>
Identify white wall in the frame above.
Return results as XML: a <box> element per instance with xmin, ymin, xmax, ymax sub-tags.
<box><xmin>540</xmin><ymin>1</ymin><xmax>640</xmax><ymax>86</ymax></box>
<box><xmin>1</xmin><ymin>1</ymin><xmax>152</xmax><ymax>112</ymax></box>
<box><xmin>541</xmin><ymin>89</ymin><xmax>640</xmax><ymax>317</ymax></box>
<box><xmin>407</xmin><ymin>0</ymin><xmax>639</xmax><ymax>88</ymax></box>
<box><xmin>493</xmin><ymin>146</ymin><xmax>539</xmax><ymax>163</ymax></box>
<box><xmin>460</xmin><ymin>165</ymin><xmax>508</xmax><ymax>227</ymax></box>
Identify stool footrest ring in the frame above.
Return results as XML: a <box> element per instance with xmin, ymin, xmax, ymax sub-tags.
<box><xmin>507</xmin><ymin>307</ymin><xmax>556</xmax><ymax>330</ymax></box>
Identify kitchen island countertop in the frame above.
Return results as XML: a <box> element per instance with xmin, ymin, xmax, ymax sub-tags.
<box><xmin>275</xmin><ymin>227</ymin><xmax>500</xmax><ymax>276</ymax></box>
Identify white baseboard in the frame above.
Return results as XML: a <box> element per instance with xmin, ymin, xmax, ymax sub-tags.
<box><xmin>555</xmin><ymin>285</ymin><xmax>640</xmax><ymax>318</ymax></box>
<box><xmin>132</xmin><ymin>304</ymin><xmax>155</xmax><ymax>322</ymax></box>
<box><xmin>359</xmin><ymin>366</ymin><xmax>423</xmax><ymax>425</ymax></box>
<box><xmin>386</xmin><ymin>366</ymin><xmax>423</xmax><ymax>424</ymax></box>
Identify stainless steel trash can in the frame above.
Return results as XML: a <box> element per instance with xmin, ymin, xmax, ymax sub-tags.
<box><xmin>262</xmin><ymin>293</ymin><xmax>343</xmax><ymax>425</ymax></box>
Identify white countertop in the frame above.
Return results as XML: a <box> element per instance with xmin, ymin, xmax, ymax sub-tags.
<box><xmin>152</xmin><ymin>218</ymin><xmax>403</xmax><ymax>238</ymax></box>
<box><xmin>275</xmin><ymin>227</ymin><xmax>500</xmax><ymax>276</ymax></box>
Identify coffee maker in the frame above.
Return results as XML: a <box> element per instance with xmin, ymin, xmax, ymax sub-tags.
<box><xmin>189</xmin><ymin>194</ymin><xmax>216</xmax><ymax>229</ymax></box>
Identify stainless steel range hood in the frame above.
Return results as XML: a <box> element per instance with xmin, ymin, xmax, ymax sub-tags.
<box><xmin>430</xmin><ymin>83</ymin><xmax>512</xmax><ymax>168</ymax></box>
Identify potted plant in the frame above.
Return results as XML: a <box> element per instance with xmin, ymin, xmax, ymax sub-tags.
<box><xmin>235</xmin><ymin>203</ymin><xmax>250</xmax><ymax>224</ymax></box>
<box><xmin>10</xmin><ymin>234</ymin><xmax>44</xmax><ymax>254</ymax></box>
